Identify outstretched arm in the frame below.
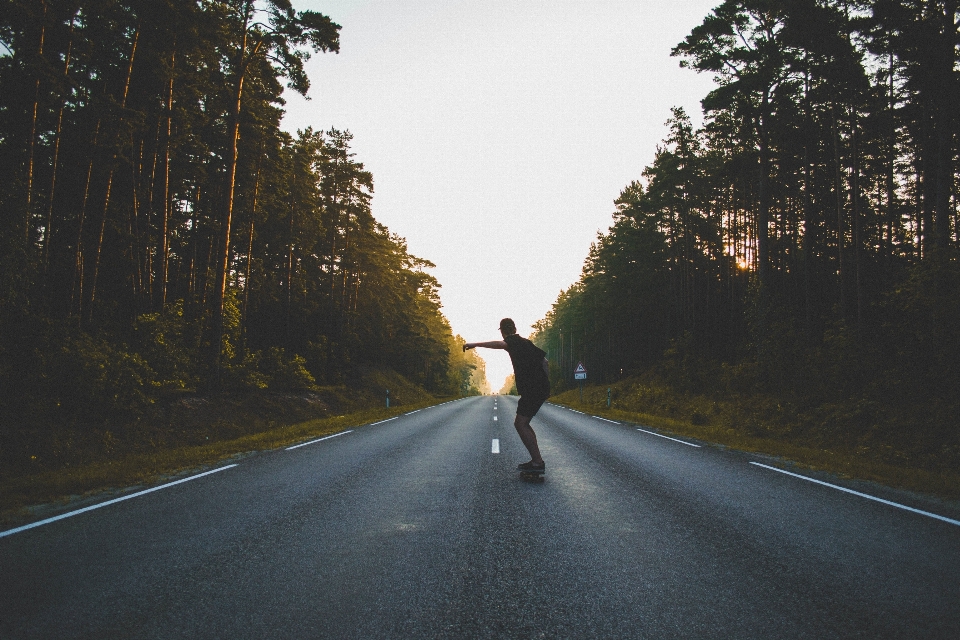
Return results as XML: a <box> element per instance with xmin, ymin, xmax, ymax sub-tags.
<box><xmin>463</xmin><ymin>340</ymin><xmax>507</xmax><ymax>351</ymax></box>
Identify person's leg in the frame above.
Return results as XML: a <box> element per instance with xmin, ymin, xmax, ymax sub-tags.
<box><xmin>514</xmin><ymin>413</ymin><xmax>544</xmax><ymax>465</ymax></box>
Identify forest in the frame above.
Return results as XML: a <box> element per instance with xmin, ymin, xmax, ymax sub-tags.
<box><xmin>0</xmin><ymin>0</ymin><xmax>486</xmax><ymax>475</ymax></box>
<box><xmin>532</xmin><ymin>0</ymin><xmax>960</xmax><ymax>473</ymax></box>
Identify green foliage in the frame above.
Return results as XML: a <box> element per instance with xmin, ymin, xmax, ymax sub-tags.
<box><xmin>499</xmin><ymin>374</ymin><xmax>518</xmax><ymax>396</ymax></box>
<box><xmin>133</xmin><ymin>302</ymin><xmax>198</xmax><ymax>391</ymax></box>
<box><xmin>447</xmin><ymin>333</ymin><xmax>488</xmax><ymax>396</ymax></box>
<box><xmin>0</xmin><ymin>1</ymin><xmax>486</xmax><ymax>479</ymax></box>
<box><xmin>0</xmin><ymin>317</ymin><xmax>158</xmax><ymax>428</ymax></box>
<box><xmin>48</xmin><ymin>332</ymin><xmax>155</xmax><ymax>421</ymax></box>
<box><xmin>533</xmin><ymin>1</ymin><xmax>960</xmax><ymax>474</ymax></box>
<box><xmin>880</xmin><ymin>256</ymin><xmax>960</xmax><ymax>388</ymax></box>
<box><xmin>244</xmin><ymin>347</ymin><xmax>317</xmax><ymax>392</ymax></box>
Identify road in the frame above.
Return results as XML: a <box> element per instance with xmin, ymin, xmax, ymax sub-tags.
<box><xmin>2</xmin><ymin>396</ymin><xmax>959</xmax><ymax>639</ymax></box>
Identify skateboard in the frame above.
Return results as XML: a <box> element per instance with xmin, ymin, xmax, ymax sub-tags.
<box><xmin>519</xmin><ymin>468</ymin><xmax>545</xmax><ymax>483</ymax></box>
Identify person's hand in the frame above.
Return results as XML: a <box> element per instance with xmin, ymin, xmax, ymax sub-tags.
<box><xmin>463</xmin><ymin>343</ymin><xmax>474</xmax><ymax>352</ymax></box>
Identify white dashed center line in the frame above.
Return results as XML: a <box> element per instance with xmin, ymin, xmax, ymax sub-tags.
<box><xmin>492</xmin><ymin>439</ymin><xmax>500</xmax><ymax>454</ymax></box>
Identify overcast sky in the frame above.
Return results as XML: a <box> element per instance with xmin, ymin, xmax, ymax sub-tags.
<box><xmin>281</xmin><ymin>0</ymin><xmax>719</xmax><ymax>390</ymax></box>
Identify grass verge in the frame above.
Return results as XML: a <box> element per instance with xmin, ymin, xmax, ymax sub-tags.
<box><xmin>0</xmin><ymin>396</ymin><xmax>454</xmax><ymax>527</ymax></box>
<box><xmin>550</xmin><ymin>387</ymin><xmax>960</xmax><ymax>502</ymax></box>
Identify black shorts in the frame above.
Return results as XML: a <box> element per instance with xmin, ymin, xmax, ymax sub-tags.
<box><xmin>516</xmin><ymin>395</ymin><xmax>548</xmax><ymax>418</ymax></box>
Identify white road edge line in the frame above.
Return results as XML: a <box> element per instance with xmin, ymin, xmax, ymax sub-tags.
<box><xmin>636</xmin><ymin>428</ymin><xmax>701</xmax><ymax>447</ymax></box>
<box><xmin>368</xmin><ymin>416</ymin><xmax>398</xmax><ymax>427</ymax></box>
<box><xmin>595</xmin><ymin>417</ymin><xmax>619</xmax><ymax>424</ymax></box>
<box><xmin>286</xmin><ymin>430</ymin><xmax>353</xmax><ymax>450</ymax></box>
<box><xmin>0</xmin><ymin>464</ymin><xmax>239</xmax><ymax>539</ymax></box>
<box><xmin>492</xmin><ymin>439</ymin><xmax>500</xmax><ymax>454</ymax></box>
<box><xmin>406</xmin><ymin>410</ymin><xmax>420</xmax><ymax>415</ymax></box>
<box><xmin>750</xmin><ymin>462</ymin><xmax>960</xmax><ymax>527</ymax></box>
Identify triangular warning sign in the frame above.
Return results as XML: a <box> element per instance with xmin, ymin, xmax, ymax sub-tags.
<box><xmin>574</xmin><ymin>362</ymin><xmax>586</xmax><ymax>373</ymax></box>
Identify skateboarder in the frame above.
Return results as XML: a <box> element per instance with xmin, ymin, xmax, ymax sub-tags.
<box><xmin>464</xmin><ymin>318</ymin><xmax>550</xmax><ymax>472</ymax></box>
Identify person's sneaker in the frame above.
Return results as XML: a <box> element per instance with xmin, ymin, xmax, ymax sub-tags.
<box><xmin>517</xmin><ymin>461</ymin><xmax>545</xmax><ymax>473</ymax></box>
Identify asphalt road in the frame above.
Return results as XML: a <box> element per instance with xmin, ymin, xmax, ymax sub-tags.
<box><xmin>2</xmin><ymin>395</ymin><xmax>959</xmax><ymax>639</ymax></box>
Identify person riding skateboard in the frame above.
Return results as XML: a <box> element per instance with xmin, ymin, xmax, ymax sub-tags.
<box><xmin>464</xmin><ymin>318</ymin><xmax>550</xmax><ymax>472</ymax></box>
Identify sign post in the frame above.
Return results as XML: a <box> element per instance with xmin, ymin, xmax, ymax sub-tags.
<box><xmin>574</xmin><ymin>362</ymin><xmax>587</xmax><ymax>403</ymax></box>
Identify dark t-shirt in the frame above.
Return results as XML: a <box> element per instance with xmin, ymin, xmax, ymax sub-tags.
<box><xmin>504</xmin><ymin>334</ymin><xmax>550</xmax><ymax>399</ymax></box>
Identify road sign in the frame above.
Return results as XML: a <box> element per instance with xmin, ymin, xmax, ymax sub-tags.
<box><xmin>574</xmin><ymin>362</ymin><xmax>587</xmax><ymax>380</ymax></box>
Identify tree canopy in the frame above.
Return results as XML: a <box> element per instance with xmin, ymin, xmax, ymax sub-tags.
<box><xmin>0</xmin><ymin>0</ymin><xmax>487</xmax><ymax>450</ymax></box>
<box><xmin>533</xmin><ymin>0</ymin><xmax>959</xmax><ymax>466</ymax></box>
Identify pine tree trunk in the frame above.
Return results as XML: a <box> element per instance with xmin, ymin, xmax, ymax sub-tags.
<box><xmin>201</xmin><ymin>233</ymin><xmax>214</xmax><ymax>308</ymax></box>
<box><xmin>285</xmin><ymin>201</ymin><xmax>294</xmax><ymax>349</ymax></box>
<box><xmin>130</xmin><ymin>147</ymin><xmax>144</xmax><ymax>305</ymax></box>
<box><xmin>340</xmin><ymin>216</ymin><xmax>351</xmax><ymax>315</ymax></box>
<box><xmin>188</xmin><ymin>200</ymin><xmax>198</xmax><ymax>298</ymax></box>
<box><xmin>755</xmin><ymin>104</ymin><xmax>770</xmax><ymax>292</ymax></box>
<box><xmin>157</xmin><ymin>45</ymin><xmax>176</xmax><ymax>311</ymax></box>
<box><xmin>885</xmin><ymin>53</ymin><xmax>896</xmax><ymax>275</ymax></box>
<box><xmin>142</xmin><ymin>121</ymin><xmax>159</xmax><ymax>302</ymax></box>
<box><xmin>802</xmin><ymin>73</ymin><xmax>814</xmax><ymax>339</ymax></box>
<box><xmin>933</xmin><ymin>0</ymin><xmax>957</xmax><ymax>251</ymax></box>
<box><xmin>71</xmin><ymin>120</ymin><xmax>100</xmax><ymax>320</ymax></box>
<box><xmin>915</xmin><ymin>152</ymin><xmax>924</xmax><ymax>259</ymax></box>
<box><xmin>211</xmin><ymin>4</ymin><xmax>255</xmax><ymax>386</ymax></box>
<box><xmin>87</xmin><ymin>25</ymin><xmax>140</xmax><ymax>322</ymax></box>
<box><xmin>852</xmin><ymin>111</ymin><xmax>863</xmax><ymax>330</ymax></box>
<box><xmin>241</xmin><ymin>139</ymin><xmax>263</xmax><ymax>341</ymax></box>
<box><xmin>832</xmin><ymin>103</ymin><xmax>846</xmax><ymax>318</ymax></box>
<box><xmin>43</xmin><ymin>12</ymin><xmax>76</xmax><ymax>273</ymax></box>
<box><xmin>24</xmin><ymin>2</ymin><xmax>47</xmax><ymax>247</ymax></box>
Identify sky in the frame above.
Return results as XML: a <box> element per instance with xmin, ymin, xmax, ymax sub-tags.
<box><xmin>281</xmin><ymin>0</ymin><xmax>719</xmax><ymax>391</ymax></box>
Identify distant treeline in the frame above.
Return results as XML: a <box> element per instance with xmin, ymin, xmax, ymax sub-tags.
<box><xmin>533</xmin><ymin>1</ymin><xmax>959</xmax><ymax>466</ymax></box>
<box><xmin>0</xmin><ymin>0</ymin><xmax>486</xmax><ymax>440</ymax></box>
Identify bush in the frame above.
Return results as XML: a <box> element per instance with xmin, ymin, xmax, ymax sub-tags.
<box><xmin>247</xmin><ymin>347</ymin><xmax>317</xmax><ymax>391</ymax></box>
<box><xmin>46</xmin><ymin>332</ymin><xmax>156</xmax><ymax>423</ymax></box>
<box><xmin>133</xmin><ymin>301</ymin><xmax>198</xmax><ymax>392</ymax></box>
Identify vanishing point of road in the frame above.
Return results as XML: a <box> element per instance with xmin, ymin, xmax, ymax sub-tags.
<box><xmin>2</xmin><ymin>396</ymin><xmax>959</xmax><ymax>639</ymax></box>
